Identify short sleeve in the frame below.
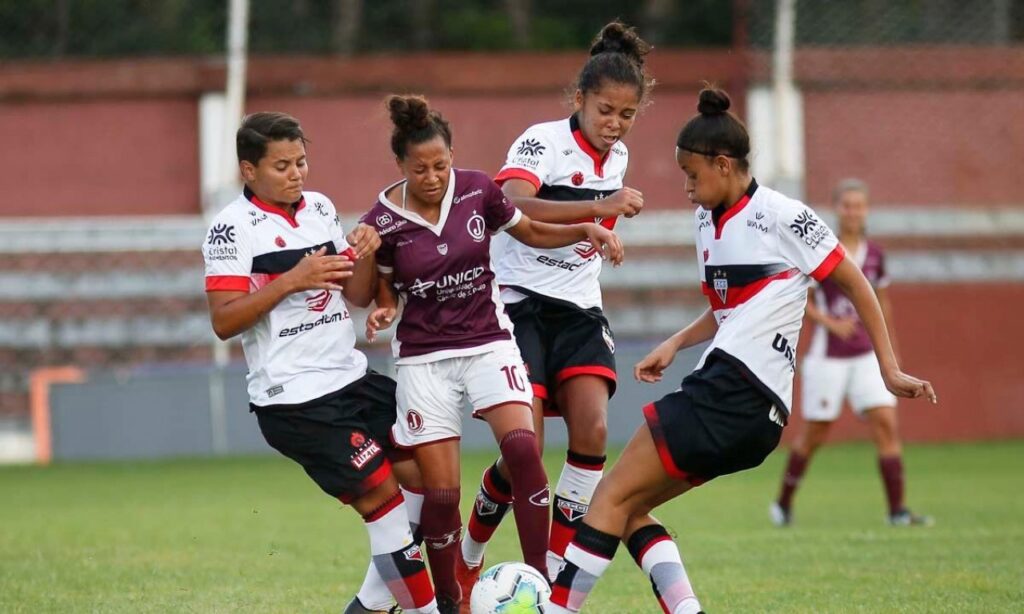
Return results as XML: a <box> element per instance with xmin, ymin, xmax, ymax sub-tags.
<box><xmin>494</xmin><ymin>126</ymin><xmax>556</xmax><ymax>191</ymax></box>
<box><xmin>203</xmin><ymin>213</ymin><xmax>252</xmax><ymax>292</ymax></box>
<box><xmin>484</xmin><ymin>179</ymin><xmax>523</xmax><ymax>234</ymax></box>
<box><xmin>360</xmin><ymin>206</ymin><xmax>395</xmax><ymax>274</ymax></box>
<box><xmin>776</xmin><ymin>200</ymin><xmax>845</xmax><ymax>282</ymax></box>
<box><xmin>315</xmin><ymin>194</ymin><xmax>357</xmax><ymax>260</ymax></box>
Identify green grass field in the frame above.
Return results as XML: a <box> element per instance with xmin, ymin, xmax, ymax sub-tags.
<box><xmin>1</xmin><ymin>441</ymin><xmax>1022</xmax><ymax>613</ymax></box>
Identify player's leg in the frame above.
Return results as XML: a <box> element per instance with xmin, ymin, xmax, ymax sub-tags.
<box><xmin>772</xmin><ymin>357</ymin><xmax>845</xmax><ymax>525</ymax></box>
<box><xmin>623</xmin><ymin>513</ymin><xmax>703</xmax><ymax>614</ymax></box>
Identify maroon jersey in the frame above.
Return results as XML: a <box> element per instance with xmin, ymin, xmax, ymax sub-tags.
<box><xmin>808</xmin><ymin>240</ymin><xmax>889</xmax><ymax>358</ymax></box>
<box><xmin>363</xmin><ymin>168</ymin><xmax>523</xmax><ymax>363</ymax></box>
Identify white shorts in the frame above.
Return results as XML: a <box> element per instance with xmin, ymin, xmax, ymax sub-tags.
<box><xmin>800</xmin><ymin>352</ymin><xmax>898</xmax><ymax>422</ymax></box>
<box><xmin>392</xmin><ymin>344</ymin><xmax>534</xmax><ymax>448</ymax></box>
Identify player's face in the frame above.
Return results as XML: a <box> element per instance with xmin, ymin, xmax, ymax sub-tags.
<box><xmin>836</xmin><ymin>189</ymin><xmax>868</xmax><ymax>235</ymax></box>
<box><xmin>574</xmin><ymin>81</ymin><xmax>640</xmax><ymax>154</ymax></box>
<box><xmin>240</xmin><ymin>138</ymin><xmax>308</xmax><ymax>207</ymax></box>
<box><xmin>676</xmin><ymin>148</ymin><xmax>729</xmax><ymax>210</ymax></box>
<box><xmin>398</xmin><ymin>136</ymin><xmax>452</xmax><ymax>208</ymax></box>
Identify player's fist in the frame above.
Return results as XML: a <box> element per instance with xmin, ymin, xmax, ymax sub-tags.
<box><xmin>583</xmin><ymin>223</ymin><xmax>624</xmax><ymax>266</ymax></box>
<box><xmin>882</xmin><ymin>367</ymin><xmax>937</xmax><ymax>404</ymax></box>
<box><xmin>346</xmin><ymin>223</ymin><xmax>381</xmax><ymax>260</ymax></box>
<box><xmin>634</xmin><ymin>340</ymin><xmax>677</xmax><ymax>384</ymax></box>
<box><xmin>595</xmin><ymin>187</ymin><xmax>644</xmax><ymax>219</ymax></box>
<box><xmin>365</xmin><ymin>306</ymin><xmax>397</xmax><ymax>343</ymax></box>
<box><xmin>286</xmin><ymin>246</ymin><xmax>354</xmax><ymax>291</ymax></box>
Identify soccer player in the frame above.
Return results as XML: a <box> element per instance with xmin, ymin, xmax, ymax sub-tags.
<box><xmin>546</xmin><ymin>88</ymin><xmax>937</xmax><ymax>614</ymax></box>
<box><xmin>460</xmin><ymin>21</ymin><xmax>652</xmax><ymax>591</ymax></box>
<box><xmin>361</xmin><ymin>94</ymin><xmax>623</xmax><ymax>612</ymax></box>
<box><xmin>202</xmin><ymin>112</ymin><xmax>437</xmax><ymax>614</ymax></box>
<box><xmin>770</xmin><ymin>179</ymin><xmax>932</xmax><ymax>527</ymax></box>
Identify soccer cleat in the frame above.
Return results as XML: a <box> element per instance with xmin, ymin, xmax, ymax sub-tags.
<box><xmin>769</xmin><ymin>501</ymin><xmax>791</xmax><ymax>527</ymax></box>
<box><xmin>436</xmin><ymin>594</ymin><xmax>460</xmax><ymax>614</ymax></box>
<box><xmin>889</xmin><ymin>509</ymin><xmax>934</xmax><ymax>527</ymax></box>
<box><xmin>342</xmin><ymin>596</ymin><xmax>394</xmax><ymax>614</ymax></box>
<box><xmin>455</xmin><ymin>555</ymin><xmax>483</xmax><ymax>614</ymax></box>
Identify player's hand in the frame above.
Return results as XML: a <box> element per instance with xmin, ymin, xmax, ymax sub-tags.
<box><xmin>346</xmin><ymin>223</ymin><xmax>381</xmax><ymax>260</ymax></box>
<box><xmin>365</xmin><ymin>306</ymin><xmax>397</xmax><ymax>343</ymax></box>
<box><xmin>634</xmin><ymin>340</ymin><xmax>677</xmax><ymax>384</ymax></box>
<box><xmin>583</xmin><ymin>224</ymin><xmax>624</xmax><ymax>266</ymax></box>
<box><xmin>286</xmin><ymin>246</ymin><xmax>354</xmax><ymax>291</ymax></box>
<box><xmin>594</xmin><ymin>187</ymin><xmax>644</xmax><ymax>219</ymax></box>
<box><xmin>826</xmin><ymin>316</ymin><xmax>858</xmax><ymax>340</ymax></box>
<box><xmin>882</xmin><ymin>367</ymin><xmax>938</xmax><ymax>404</ymax></box>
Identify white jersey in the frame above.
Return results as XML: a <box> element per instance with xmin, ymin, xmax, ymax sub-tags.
<box><xmin>694</xmin><ymin>181</ymin><xmax>845</xmax><ymax>416</ymax></box>
<box><xmin>202</xmin><ymin>188</ymin><xmax>367</xmax><ymax>407</ymax></box>
<box><xmin>491</xmin><ymin>115</ymin><xmax>628</xmax><ymax>310</ymax></box>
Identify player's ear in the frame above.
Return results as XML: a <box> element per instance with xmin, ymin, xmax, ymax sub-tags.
<box><xmin>716</xmin><ymin>155</ymin><xmax>731</xmax><ymax>176</ymax></box>
<box><xmin>573</xmin><ymin>89</ymin><xmax>584</xmax><ymax>112</ymax></box>
<box><xmin>239</xmin><ymin>160</ymin><xmax>256</xmax><ymax>182</ymax></box>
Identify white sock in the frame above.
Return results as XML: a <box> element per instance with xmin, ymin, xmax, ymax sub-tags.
<box><xmin>548</xmin><ymin>458</ymin><xmax>604</xmax><ymax>577</ymax></box>
<box><xmin>640</xmin><ymin>540</ymin><xmax>701</xmax><ymax>614</ymax></box>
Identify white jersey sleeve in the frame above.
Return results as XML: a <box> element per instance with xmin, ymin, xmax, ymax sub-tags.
<box><xmin>495</xmin><ymin>125</ymin><xmax>558</xmax><ymax>190</ymax></box>
<box><xmin>313</xmin><ymin>193</ymin><xmax>356</xmax><ymax>258</ymax></box>
<box><xmin>775</xmin><ymin>199</ymin><xmax>845</xmax><ymax>282</ymax></box>
<box><xmin>203</xmin><ymin>209</ymin><xmax>252</xmax><ymax>293</ymax></box>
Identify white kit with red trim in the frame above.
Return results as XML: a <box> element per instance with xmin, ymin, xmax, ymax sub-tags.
<box><xmin>491</xmin><ymin>115</ymin><xmax>628</xmax><ymax>310</ymax></box>
<box><xmin>694</xmin><ymin>180</ymin><xmax>845</xmax><ymax>415</ymax></box>
<box><xmin>202</xmin><ymin>189</ymin><xmax>366</xmax><ymax>407</ymax></box>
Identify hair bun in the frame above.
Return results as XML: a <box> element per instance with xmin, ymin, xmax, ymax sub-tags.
<box><xmin>697</xmin><ymin>88</ymin><xmax>731</xmax><ymax>116</ymax></box>
<box><xmin>386</xmin><ymin>94</ymin><xmax>431</xmax><ymax>132</ymax></box>
<box><xmin>589</xmin><ymin>20</ymin><xmax>650</xmax><ymax>66</ymax></box>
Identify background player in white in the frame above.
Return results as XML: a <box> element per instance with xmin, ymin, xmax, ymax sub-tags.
<box><xmin>461</xmin><ymin>21</ymin><xmax>651</xmax><ymax>589</ymax></box>
<box><xmin>771</xmin><ymin>179</ymin><xmax>932</xmax><ymax>527</ymax></box>
<box><xmin>362</xmin><ymin>95</ymin><xmax>623</xmax><ymax>613</ymax></box>
<box><xmin>546</xmin><ymin>88</ymin><xmax>937</xmax><ymax>614</ymax></box>
<box><xmin>203</xmin><ymin>112</ymin><xmax>438</xmax><ymax>614</ymax></box>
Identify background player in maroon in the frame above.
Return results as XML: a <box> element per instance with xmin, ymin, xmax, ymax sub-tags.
<box><xmin>363</xmin><ymin>95</ymin><xmax>622</xmax><ymax>612</ymax></box>
<box><xmin>546</xmin><ymin>88</ymin><xmax>937</xmax><ymax>614</ymax></box>
<box><xmin>772</xmin><ymin>179</ymin><xmax>932</xmax><ymax>527</ymax></box>
<box><xmin>204</xmin><ymin>113</ymin><xmax>437</xmax><ymax>614</ymax></box>
<box><xmin>461</xmin><ymin>21</ymin><xmax>651</xmax><ymax>591</ymax></box>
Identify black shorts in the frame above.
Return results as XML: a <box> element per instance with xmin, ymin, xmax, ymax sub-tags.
<box><xmin>252</xmin><ymin>371</ymin><xmax>398</xmax><ymax>503</ymax></box>
<box><xmin>505</xmin><ymin>293</ymin><xmax>617</xmax><ymax>415</ymax></box>
<box><xmin>643</xmin><ymin>354</ymin><xmax>785</xmax><ymax>485</ymax></box>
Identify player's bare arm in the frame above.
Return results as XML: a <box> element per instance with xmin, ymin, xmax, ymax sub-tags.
<box><xmin>207</xmin><ymin>246</ymin><xmax>353</xmax><ymax>340</ymax></box>
<box><xmin>501</xmin><ymin>178</ymin><xmax>643</xmax><ymax>222</ymax></box>
<box><xmin>634</xmin><ymin>308</ymin><xmax>718</xmax><ymax>383</ymax></box>
<box><xmin>827</xmin><ymin>257</ymin><xmax>937</xmax><ymax>403</ymax></box>
<box><xmin>505</xmin><ymin>216</ymin><xmax>624</xmax><ymax>265</ymax></box>
<box><xmin>365</xmin><ymin>272</ymin><xmax>398</xmax><ymax>343</ymax></box>
<box><xmin>876</xmin><ymin>284</ymin><xmax>901</xmax><ymax>361</ymax></box>
<box><xmin>340</xmin><ymin>223</ymin><xmax>381</xmax><ymax>308</ymax></box>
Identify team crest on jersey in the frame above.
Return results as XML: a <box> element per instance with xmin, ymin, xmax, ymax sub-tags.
<box><xmin>275</xmin><ymin>236</ymin><xmax>286</xmax><ymax>248</ymax></box>
<box><xmin>571</xmin><ymin>171</ymin><xmax>584</xmax><ymax>186</ymax></box>
<box><xmin>437</xmin><ymin>243</ymin><xmax>448</xmax><ymax>256</ymax></box>
<box><xmin>350</xmin><ymin>432</ymin><xmax>365</xmax><ymax>448</ymax></box>
<box><xmin>466</xmin><ymin>211</ymin><xmax>486</xmax><ymax>242</ymax></box>
<box><xmin>406</xmin><ymin>409</ymin><xmax>424</xmax><ymax>433</ymax></box>
<box><xmin>703</xmin><ymin>248</ymin><xmax>710</xmax><ymax>262</ymax></box>
<box><xmin>713</xmin><ymin>270</ymin><xmax>728</xmax><ymax>303</ymax></box>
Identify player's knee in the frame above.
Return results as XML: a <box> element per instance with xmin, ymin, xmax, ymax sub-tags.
<box><xmin>499</xmin><ymin>428</ymin><xmax>543</xmax><ymax>468</ymax></box>
<box><xmin>568</xmin><ymin>416</ymin><xmax>607</xmax><ymax>454</ymax></box>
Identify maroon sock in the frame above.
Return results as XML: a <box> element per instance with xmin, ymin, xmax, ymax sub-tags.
<box><xmin>421</xmin><ymin>487</ymin><xmax>462</xmax><ymax>602</ymax></box>
<box><xmin>499</xmin><ymin>429</ymin><xmax>550</xmax><ymax>579</ymax></box>
<box><xmin>777</xmin><ymin>451</ymin><xmax>809</xmax><ymax>510</ymax></box>
<box><xmin>878</xmin><ymin>455</ymin><xmax>905</xmax><ymax>515</ymax></box>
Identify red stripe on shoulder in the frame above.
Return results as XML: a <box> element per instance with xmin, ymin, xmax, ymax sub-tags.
<box><xmin>495</xmin><ymin>168</ymin><xmax>541</xmax><ymax>191</ymax></box>
<box><xmin>811</xmin><ymin>244</ymin><xmax>847</xmax><ymax>282</ymax></box>
<box><xmin>205</xmin><ymin>275</ymin><xmax>250</xmax><ymax>292</ymax></box>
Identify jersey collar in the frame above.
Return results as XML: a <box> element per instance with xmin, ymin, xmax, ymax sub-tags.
<box><xmin>711</xmin><ymin>179</ymin><xmax>758</xmax><ymax>240</ymax></box>
<box><xmin>377</xmin><ymin>168</ymin><xmax>457</xmax><ymax>237</ymax></box>
<box><xmin>569</xmin><ymin>114</ymin><xmax>611</xmax><ymax>178</ymax></box>
<box><xmin>243</xmin><ymin>186</ymin><xmax>306</xmax><ymax>228</ymax></box>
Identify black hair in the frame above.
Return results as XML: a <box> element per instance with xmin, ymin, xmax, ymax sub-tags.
<box><xmin>386</xmin><ymin>94</ymin><xmax>453</xmax><ymax>159</ymax></box>
<box><xmin>675</xmin><ymin>86</ymin><xmax>750</xmax><ymax>171</ymax></box>
<box><xmin>576</xmin><ymin>20</ymin><xmax>653</xmax><ymax>102</ymax></box>
<box><xmin>236</xmin><ymin>112</ymin><xmax>307</xmax><ymax>165</ymax></box>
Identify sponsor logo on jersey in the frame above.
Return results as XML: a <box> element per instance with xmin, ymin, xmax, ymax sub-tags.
<box><xmin>207</xmin><ymin>224</ymin><xmax>236</xmax><ymax>245</ymax></box>
<box><xmin>206</xmin><ymin>245</ymin><xmax>238</xmax><ymax>261</ymax></box>
<box><xmin>437</xmin><ymin>243</ymin><xmax>448</xmax><ymax>255</ymax></box>
<box><xmin>436</xmin><ymin>266</ymin><xmax>485</xmax><ymax>289</ymax></box>
<box><xmin>789</xmin><ymin>210</ymin><xmax>830</xmax><ymax>248</ymax></box>
<box><xmin>266</xmin><ymin>384</ymin><xmax>284</xmax><ymax>398</ymax></box>
<box><xmin>528</xmin><ymin>486</ymin><xmax>551</xmax><ymax>507</ymax></box>
<box><xmin>377</xmin><ymin>213</ymin><xmax>393</xmax><ymax>227</ymax></box>
<box><xmin>314</xmin><ymin>201</ymin><xmax>330</xmax><ymax>216</ymax></box>
<box><xmin>407</xmin><ymin>278</ymin><xmax>436</xmax><ymax>298</ymax></box>
<box><xmin>305</xmin><ymin>290</ymin><xmax>332</xmax><ymax>312</ymax></box>
<box><xmin>698</xmin><ymin>209</ymin><xmax>712</xmax><ymax>231</ymax></box>
<box><xmin>571</xmin><ymin>171</ymin><xmax>584</xmax><ymax>186</ymax></box>
<box><xmin>467</xmin><ymin>211</ymin><xmax>486</xmax><ymax>242</ymax></box>
<box><xmin>350</xmin><ymin>440</ymin><xmax>382</xmax><ymax>470</ymax></box>
<box><xmin>747</xmin><ymin>219</ymin><xmax>770</xmax><ymax>233</ymax></box>
<box><xmin>406</xmin><ymin>409</ymin><xmax>424</xmax><ymax>433</ymax></box>
<box><xmin>277</xmin><ymin>311</ymin><xmax>350</xmax><ymax>337</ymax></box>
<box><xmin>557</xmin><ymin>498</ymin><xmax>589</xmax><ymax>522</ymax></box>
<box><xmin>562</xmin><ymin>149</ymin><xmax>574</xmax><ymax>156</ymax></box>
<box><xmin>453</xmin><ymin>188</ymin><xmax>483</xmax><ymax>205</ymax></box>
<box><xmin>756</xmin><ymin>211</ymin><xmax>765</xmax><ymax>220</ymax></box>
<box><xmin>350</xmin><ymin>432</ymin><xmax>365</xmax><ymax>448</ymax></box>
<box><xmin>713</xmin><ymin>269</ymin><xmax>728</xmax><ymax>303</ymax></box>
<box><xmin>536</xmin><ymin>255</ymin><xmax>583</xmax><ymax>271</ymax></box>
<box><xmin>772</xmin><ymin>332</ymin><xmax>797</xmax><ymax>372</ymax></box>
<box><xmin>249</xmin><ymin>210</ymin><xmax>268</xmax><ymax>226</ymax></box>
<box><xmin>516</xmin><ymin>138</ymin><xmax>546</xmax><ymax>156</ymax></box>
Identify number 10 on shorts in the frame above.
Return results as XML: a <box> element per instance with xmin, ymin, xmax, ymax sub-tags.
<box><xmin>501</xmin><ymin>365</ymin><xmax>527</xmax><ymax>392</ymax></box>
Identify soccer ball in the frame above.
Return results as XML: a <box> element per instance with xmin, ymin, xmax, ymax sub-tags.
<box><xmin>470</xmin><ymin>561</ymin><xmax>551</xmax><ymax>613</ymax></box>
